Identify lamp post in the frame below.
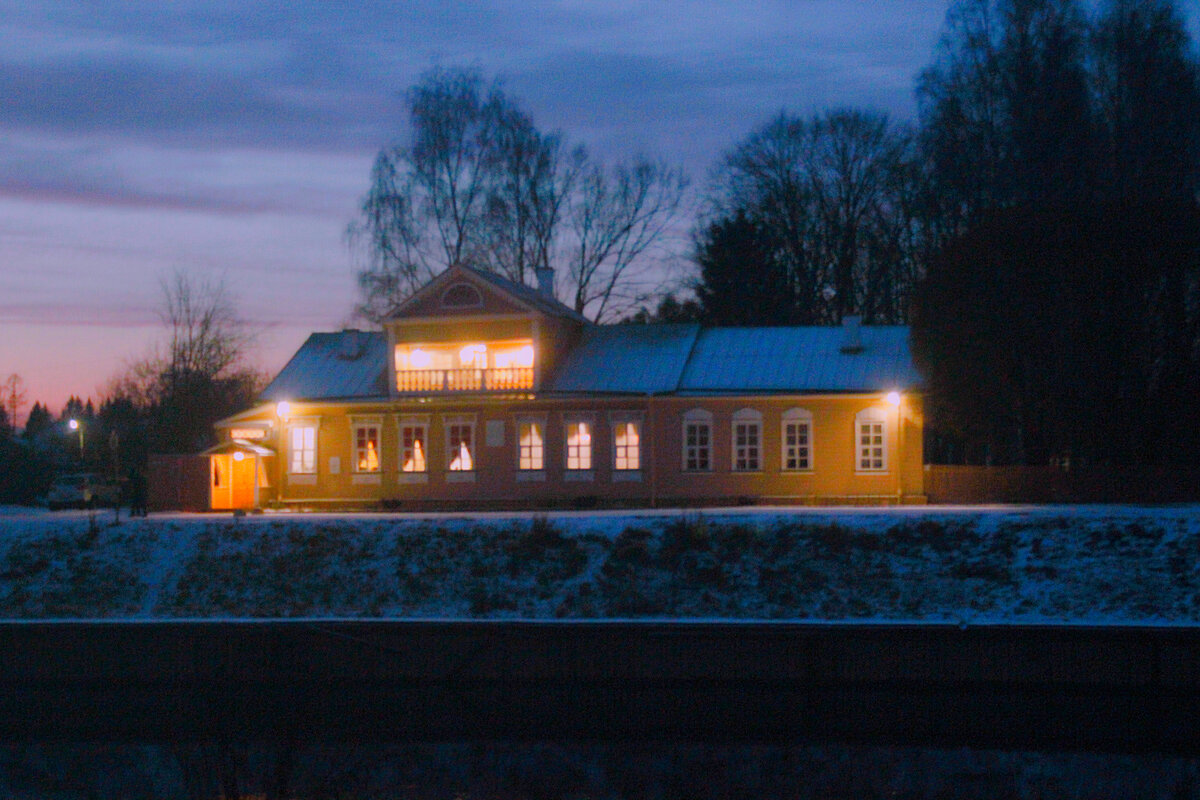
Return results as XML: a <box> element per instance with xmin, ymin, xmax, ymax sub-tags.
<box><xmin>68</xmin><ymin>418</ymin><xmax>84</xmax><ymax>460</ymax></box>
<box><xmin>886</xmin><ymin>391</ymin><xmax>902</xmax><ymax>502</ymax></box>
<box><xmin>275</xmin><ymin>401</ymin><xmax>290</xmax><ymax>506</ymax></box>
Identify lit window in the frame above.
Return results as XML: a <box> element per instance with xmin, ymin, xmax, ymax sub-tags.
<box><xmin>782</xmin><ymin>408</ymin><xmax>813</xmax><ymax>471</ymax></box>
<box><xmin>395</xmin><ymin>339</ymin><xmax>535</xmax><ymax>392</ymax></box>
<box><xmin>354</xmin><ymin>423</ymin><xmax>381</xmax><ymax>473</ymax></box>
<box><xmin>459</xmin><ymin>343</ymin><xmax>487</xmax><ymax>368</ymax></box>
<box><xmin>613</xmin><ymin>420</ymin><xmax>641</xmax><ymax>471</ymax></box>
<box><xmin>446</xmin><ymin>418</ymin><xmax>475</xmax><ymax>471</ymax></box>
<box><xmin>732</xmin><ymin>409</ymin><xmax>761</xmax><ymax>471</ymax></box>
<box><xmin>518</xmin><ymin>421</ymin><xmax>544</xmax><ymax>471</ymax></box>
<box><xmin>566</xmin><ymin>421</ymin><xmax>592</xmax><ymax>470</ymax></box>
<box><xmin>400</xmin><ymin>423</ymin><xmax>427</xmax><ymax>473</ymax></box>
<box><xmin>855</xmin><ymin>409</ymin><xmax>887</xmax><ymax>472</ymax></box>
<box><xmin>288</xmin><ymin>426</ymin><xmax>316</xmax><ymax>474</ymax></box>
<box><xmin>682</xmin><ymin>409</ymin><xmax>712</xmax><ymax>472</ymax></box>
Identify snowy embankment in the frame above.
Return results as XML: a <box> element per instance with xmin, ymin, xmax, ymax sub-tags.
<box><xmin>0</xmin><ymin>505</ymin><xmax>1198</xmax><ymax>623</ymax></box>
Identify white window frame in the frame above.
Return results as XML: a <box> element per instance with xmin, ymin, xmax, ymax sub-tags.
<box><xmin>564</xmin><ymin>415</ymin><xmax>594</xmax><ymax>475</ymax></box>
<box><xmin>731</xmin><ymin>408</ymin><xmax>762</xmax><ymax>472</ymax></box>
<box><xmin>350</xmin><ymin>416</ymin><xmax>383</xmax><ymax>474</ymax></box>
<box><xmin>517</xmin><ymin>417</ymin><xmax>546</xmax><ymax>473</ymax></box>
<box><xmin>611</xmin><ymin>413</ymin><xmax>643</xmax><ymax>474</ymax></box>
<box><xmin>781</xmin><ymin>407</ymin><xmax>814</xmax><ymax>472</ymax></box>
<box><xmin>444</xmin><ymin>414</ymin><xmax>477</xmax><ymax>474</ymax></box>
<box><xmin>681</xmin><ymin>408</ymin><xmax>713</xmax><ymax>472</ymax></box>
<box><xmin>855</xmin><ymin>407</ymin><xmax>888</xmax><ymax>473</ymax></box>
<box><xmin>397</xmin><ymin>415</ymin><xmax>429</xmax><ymax>477</ymax></box>
<box><xmin>286</xmin><ymin>420</ymin><xmax>318</xmax><ymax>475</ymax></box>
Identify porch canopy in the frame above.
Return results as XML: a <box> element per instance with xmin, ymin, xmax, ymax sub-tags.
<box><xmin>201</xmin><ymin>439</ymin><xmax>275</xmax><ymax>458</ymax></box>
<box><xmin>202</xmin><ymin>439</ymin><xmax>275</xmax><ymax>510</ymax></box>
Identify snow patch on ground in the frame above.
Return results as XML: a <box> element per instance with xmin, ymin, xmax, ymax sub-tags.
<box><xmin>2</xmin><ymin>505</ymin><xmax>1199</xmax><ymax>622</ymax></box>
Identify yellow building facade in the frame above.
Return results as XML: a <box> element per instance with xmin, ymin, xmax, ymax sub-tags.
<box><xmin>208</xmin><ymin>265</ymin><xmax>925</xmax><ymax>510</ymax></box>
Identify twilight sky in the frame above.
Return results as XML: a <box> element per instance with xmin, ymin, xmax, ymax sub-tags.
<box><xmin>3</xmin><ymin>1</ymin><xmax>1195</xmax><ymax>421</ymax></box>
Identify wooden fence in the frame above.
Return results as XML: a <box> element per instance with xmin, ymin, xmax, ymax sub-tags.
<box><xmin>925</xmin><ymin>464</ymin><xmax>1200</xmax><ymax>504</ymax></box>
<box><xmin>147</xmin><ymin>454</ymin><xmax>209</xmax><ymax>512</ymax></box>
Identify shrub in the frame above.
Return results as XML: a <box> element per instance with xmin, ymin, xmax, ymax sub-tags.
<box><xmin>611</xmin><ymin>528</ymin><xmax>653</xmax><ymax>565</ymax></box>
<box><xmin>658</xmin><ymin>516</ymin><xmax>711</xmax><ymax>566</ymax></box>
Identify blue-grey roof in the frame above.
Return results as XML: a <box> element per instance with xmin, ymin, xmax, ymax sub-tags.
<box><xmin>547</xmin><ymin>324</ymin><xmax>700</xmax><ymax>394</ymax></box>
<box><xmin>678</xmin><ymin>326</ymin><xmax>921</xmax><ymax>393</ymax></box>
<box><xmin>259</xmin><ymin>324</ymin><xmax>920</xmax><ymax>402</ymax></box>
<box><xmin>259</xmin><ymin>331</ymin><xmax>388</xmax><ymax>402</ymax></box>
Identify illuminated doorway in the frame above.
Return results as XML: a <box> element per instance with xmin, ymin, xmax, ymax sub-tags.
<box><xmin>204</xmin><ymin>442</ymin><xmax>274</xmax><ymax>510</ymax></box>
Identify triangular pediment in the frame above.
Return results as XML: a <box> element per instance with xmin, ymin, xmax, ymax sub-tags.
<box><xmin>388</xmin><ymin>265</ymin><xmax>539</xmax><ymax>321</ymax></box>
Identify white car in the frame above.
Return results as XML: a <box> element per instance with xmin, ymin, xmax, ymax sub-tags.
<box><xmin>46</xmin><ymin>473</ymin><xmax>121</xmax><ymax>510</ymax></box>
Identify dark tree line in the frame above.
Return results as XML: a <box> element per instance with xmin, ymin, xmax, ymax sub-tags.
<box><xmin>695</xmin><ymin>109</ymin><xmax>926</xmax><ymax>326</ymax></box>
<box><xmin>913</xmin><ymin>0</ymin><xmax>1200</xmax><ymax>465</ymax></box>
<box><xmin>684</xmin><ymin>0</ymin><xmax>1200</xmax><ymax>467</ymax></box>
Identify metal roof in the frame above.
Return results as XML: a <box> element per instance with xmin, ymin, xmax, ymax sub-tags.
<box><xmin>257</xmin><ymin>323</ymin><xmax>920</xmax><ymax>402</ymax></box>
<box><xmin>678</xmin><ymin>326</ymin><xmax>921</xmax><ymax>393</ymax></box>
<box><xmin>259</xmin><ymin>331</ymin><xmax>388</xmax><ymax>402</ymax></box>
<box><xmin>547</xmin><ymin>324</ymin><xmax>700</xmax><ymax>394</ymax></box>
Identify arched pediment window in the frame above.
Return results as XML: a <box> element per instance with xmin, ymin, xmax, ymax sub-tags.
<box><xmin>441</xmin><ymin>283</ymin><xmax>483</xmax><ymax>309</ymax></box>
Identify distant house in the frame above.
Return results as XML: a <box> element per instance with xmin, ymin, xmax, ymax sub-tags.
<box><xmin>201</xmin><ymin>264</ymin><xmax>924</xmax><ymax>510</ymax></box>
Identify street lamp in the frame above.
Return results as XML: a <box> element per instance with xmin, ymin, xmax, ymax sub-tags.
<box><xmin>68</xmin><ymin>418</ymin><xmax>84</xmax><ymax>459</ymax></box>
<box><xmin>885</xmin><ymin>391</ymin><xmax>903</xmax><ymax>501</ymax></box>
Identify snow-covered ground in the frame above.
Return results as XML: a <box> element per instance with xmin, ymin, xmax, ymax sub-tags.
<box><xmin>1</xmin><ymin>504</ymin><xmax>1198</xmax><ymax>622</ymax></box>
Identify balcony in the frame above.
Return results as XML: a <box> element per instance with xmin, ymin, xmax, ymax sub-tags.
<box><xmin>397</xmin><ymin>366</ymin><xmax>534</xmax><ymax>393</ymax></box>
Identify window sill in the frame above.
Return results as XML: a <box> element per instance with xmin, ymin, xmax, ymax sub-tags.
<box><xmin>781</xmin><ymin>469</ymin><xmax>815</xmax><ymax>475</ymax></box>
<box><xmin>398</xmin><ymin>472</ymin><xmax>428</xmax><ymax>484</ymax></box>
<box><xmin>682</xmin><ymin>469</ymin><xmax>714</xmax><ymax>475</ymax></box>
<box><xmin>516</xmin><ymin>470</ymin><xmax>546</xmax><ymax>482</ymax></box>
<box><xmin>446</xmin><ymin>471</ymin><xmax>476</xmax><ymax>483</ymax></box>
<box><xmin>855</xmin><ymin>470</ymin><xmax>890</xmax><ymax>475</ymax></box>
<box><xmin>564</xmin><ymin>470</ymin><xmax>594</xmax><ymax>483</ymax></box>
<box><xmin>732</xmin><ymin>469</ymin><xmax>764</xmax><ymax>475</ymax></box>
<box><xmin>613</xmin><ymin>470</ymin><xmax>642</xmax><ymax>483</ymax></box>
<box><xmin>287</xmin><ymin>474</ymin><xmax>317</xmax><ymax>485</ymax></box>
<box><xmin>352</xmin><ymin>473</ymin><xmax>382</xmax><ymax>485</ymax></box>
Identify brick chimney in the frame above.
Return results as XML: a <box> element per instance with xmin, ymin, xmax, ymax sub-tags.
<box><xmin>535</xmin><ymin>267</ymin><xmax>555</xmax><ymax>299</ymax></box>
<box><xmin>839</xmin><ymin>315</ymin><xmax>864</xmax><ymax>354</ymax></box>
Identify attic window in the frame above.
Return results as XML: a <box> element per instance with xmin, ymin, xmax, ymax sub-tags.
<box><xmin>441</xmin><ymin>283</ymin><xmax>482</xmax><ymax>309</ymax></box>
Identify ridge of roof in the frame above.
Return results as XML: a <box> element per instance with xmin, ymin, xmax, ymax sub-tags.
<box><xmin>457</xmin><ymin>264</ymin><xmax>590</xmax><ymax>324</ymax></box>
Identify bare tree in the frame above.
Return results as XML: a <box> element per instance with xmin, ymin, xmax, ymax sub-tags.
<box><xmin>563</xmin><ymin>158</ymin><xmax>689</xmax><ymax>321</ymax></box>
<box><xmin>349</xmin><ymin>68</ymin><xmax>513</xmax><ymax>321</ymax></box>
<box><xmin>917</xmin><ymin>0</ymin><xmax>1093</xmax><ymax>223</ymax></box>
<box><xmin>105</xmin><ymin>270</ymin><xmax>262</xmax><ymax>453</ymax></box>
<box><xmin>715</xmin><ymin>113</ymin><xmax>819</xmax><ymax>316</ymax></box>
<box><xmin>160</xmin><ymin>270</ymin><xmax>251</xmax><ymax>384</ymax></box>
<box><xmin>350</xmin><ymin>66</ymin><xmax>688</xmax><ymax>323</ymax></box>
<box><xmin>1092</xmin><ymin>0</ymin><xmax>1200</xmax><ymax>202</ymax></box>
<box><xmin>2</xmin><ymin>374</ymin><xmax>27</xmax><ymax>432</ymax></box>
<box><xmin>480</xmin><ymin>107</ymin><xmax>585</xmax><ymax>285</ymax></box>
<box><xmin>704</xmin><ymin>109</ymin><xmax>919</xmax><ymax>324</ymax></box>
<box><xmin>806</xmin><ymin>110</ymin><xmax>910</xmax><ymax>321</ymax></box>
